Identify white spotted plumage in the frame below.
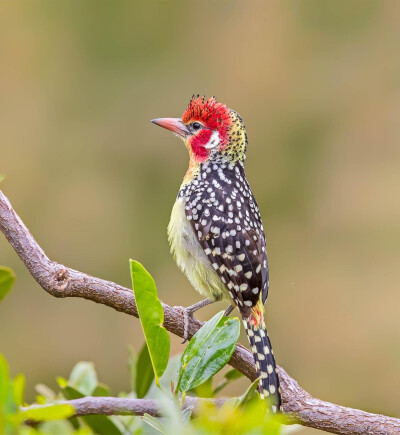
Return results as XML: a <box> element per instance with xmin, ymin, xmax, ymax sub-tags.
<box><xmin>162</xmin><ymin>98</ymin><xmax>281</xmax><ymax>412</ymax></box>
<box><xmin>174</xmin><ymin>158</ymin><xmax>269</xmax><ymax>317</ymax></box>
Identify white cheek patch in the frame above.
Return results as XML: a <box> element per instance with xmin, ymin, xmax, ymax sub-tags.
<box><xmin>204</xmin><ymin>131</ymin><xmax>220</xmax><ymax>149</ymax></box>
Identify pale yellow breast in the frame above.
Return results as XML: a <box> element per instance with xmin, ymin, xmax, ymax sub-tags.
<box><xmin>168</xmin><ymin>197</ymin><xmax>228</xmax><ymax>301</ymax></box>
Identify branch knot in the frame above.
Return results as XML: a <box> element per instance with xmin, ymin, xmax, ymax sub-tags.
<box><xmin>54</xmin><ymin>267</ymin><xmax>70</xmax><ymax>292</ymax></box>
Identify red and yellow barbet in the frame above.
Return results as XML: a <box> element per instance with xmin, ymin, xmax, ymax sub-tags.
<box><xmin>152</xmin><ymin>96</ymin><xmax>281</xmax><ymax>412</ymax></box>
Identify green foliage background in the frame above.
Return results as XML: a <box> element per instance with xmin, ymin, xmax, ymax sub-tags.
<box><xmin>1</xmin><ymin>1</ymin><xmax>400</xmax><ymax>434</ymax></box>
<box><xmin>0</xmin><ymin>266</ymin><xmax>279</xmax><ymax>434</ymax></box>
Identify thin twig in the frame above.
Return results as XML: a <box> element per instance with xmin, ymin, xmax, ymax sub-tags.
<box><xmin>1</xmin><ymin>189</ymin><xmax>399</xmax><ymax>435</ymax></box>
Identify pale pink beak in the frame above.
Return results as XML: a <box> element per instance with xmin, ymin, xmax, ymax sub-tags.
<box><xmin>151</xmin><ymin>118</ymin><xmax>190</xmax><ymax>138</ymax></box>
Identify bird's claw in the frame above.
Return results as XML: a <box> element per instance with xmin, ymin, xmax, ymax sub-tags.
<box><xmin>175</xmin><ymin>298</ymin><xmax>214</xmax><ymax>344</ymax></box>
<box><xmin>182</xmin><ymin>307</ymin><xmax>190</xmax><ymax>344</ymax></box>
<box><xmin>174</xmin><ymin>305</ymin><xmax>191</xmax><ymax>344</ymax></box>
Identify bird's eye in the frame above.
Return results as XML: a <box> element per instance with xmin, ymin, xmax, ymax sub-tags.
<box><xmin>192</xmin><ymin>122</ymin><xmax>202</xmax><ymax>131</ymax></box>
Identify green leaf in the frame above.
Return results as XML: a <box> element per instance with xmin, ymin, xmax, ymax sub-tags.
<box><xmin>152</xmin><ymin>354</ymin><xmax>182</xmax><ymax>394</ymax></box>
<box><xmin>181</xmin><ymin>406</ymin><xmax>193</xmax><ymax>424</ymax></box>
<box><xmin>38</xmin><ymin>420</ymin><xmax>81</xmax><ymax>434</ymax></box>
<box><xmin>237</xmin><ymin>377</ymin><xmax>260</xmax><ymax>408</ymax></box>
<box><xmin>68</xmin><ymin>362</ymin><xmax>98</xmax><ymax>396</ymax></box>
<box><xmin>0</xmin><ymin>174</ymin><xmax>5</xmax><ymax>184</ymax></box>
<box><xmin>181</xmin><ymin>311</ymin><xmax>223</xmax><ymax>365</ymax></box>
<box><xmin>20</xmin><ymin>404</ymin><xmax>75</xmax><ymax>421</ymax></box>
<box><xmin>127</xmin><ymin>345</ymin><xmax>137</xmax><ymax>393</ymax></box>
<box><xmin>0</xmin><ymin>353</ymin><xmax>10</xmax><ymax>404</ymax></box>
<box><xmin>177</xmin><ymin>311</ymin><xmax>240</xmax><ymax>392</ymax></box>
<box><xmin>225</xmin><ymin>368</ymin><xmax>243</xmax><ymax>381</ymax></box>
<box><xmin>35</xmin><ymin>395</ymin><xmax>46</xmax><ymax>405</ymax></box>
<box><xmin>0</xmin><ymin>267</ymin><xmax>15</xmax><ymax>301</ymax></box>
<box><xmin>213</xmin><ymin>368</ymin><xmax>244</xmax><ymax>395</ymax></box>
<box><xmin>135</xmin><ymin>343</ymin><xmax>155</xmax><ymax>398</ymax></box>
<box><xmin>92</xmin><ymin>384</ymin><xmax>111</xmax><ymax>397</ymax></box>
<box><xmin>56</xmin><ymin>377</ymin><xmax>68</xmax><ymax>389</ymax></box>
<box><xmin>37</xmin><ymin>383</ymin><xmax>57</xmax><ymax>401</ymax></box>
<box><xmin>130</xmin><ymin>260</ymin><xmax>170</xmax><ymax>385</ymax></box>
<box><xmin>142</xmin><ymin>414</ymin><xmax>167</xmax><ymax>434</ymax></box>
<box><xmin>61</xmin><ymin>386</ymin><xmax>84</xmax><ymax>401</ymax></box>
<box><xmin>191</xmin><ymin>377</ymin><xmax>213</xmax><ymax>398</ymax></box>
<box><xmin>81</xmin><ymin>415</ymin><xmax>122</xmax><ymax>435</ymax></box>
<box><xmin>12</xmin><ymin>374</ymin><xmax>25</xmax><ymax>406</ymax></box>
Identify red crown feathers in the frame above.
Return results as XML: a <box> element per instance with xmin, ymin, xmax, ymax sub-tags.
<box><xmin>182</xmin><ymin>96</ymin><xmax>231</xmax><ymax>132</ymax></box>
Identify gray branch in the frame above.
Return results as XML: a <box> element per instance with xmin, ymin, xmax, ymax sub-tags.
<box><xmin>1</xmin><ymin>188</ymin><xmax>399</xmax><ymax>435</ymax></box>
<box><xmin>22</xmin><ymin>396</ymin><xmax>225</xmax><ymax>418</ymax></box>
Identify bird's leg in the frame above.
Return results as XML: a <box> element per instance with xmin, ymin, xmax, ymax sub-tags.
<box><xmin>224</xmin><ymin>304</ymin><xmax>235</xmax><ymax>317</ymax></box>
<box><xmin>179</xmin><ymin>298</ymin><xmax>214</xmax><ymax>344</ymax></box>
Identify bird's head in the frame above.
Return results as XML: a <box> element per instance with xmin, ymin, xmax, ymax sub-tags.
<box><xmin>152</xmin><ymin>96</ymin><xmax>247</xmax><ymax>167</ymax></box>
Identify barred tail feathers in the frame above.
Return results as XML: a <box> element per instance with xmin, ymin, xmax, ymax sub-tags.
<box><xmin>244</xmin><ymin>316</ymin><xmax>281</xmax><ymax>412</ymax></box>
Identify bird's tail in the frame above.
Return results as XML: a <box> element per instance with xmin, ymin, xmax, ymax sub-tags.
<box><xmin>243</xmin><ymin>304</ymin><xmax>281</xmax><ymax>413</ymax></box>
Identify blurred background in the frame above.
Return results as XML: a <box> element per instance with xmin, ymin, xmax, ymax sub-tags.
<box><xmin>1</xmin><ymin>1</ymin><xmax>399</xmax><ymax>433</ymax></box>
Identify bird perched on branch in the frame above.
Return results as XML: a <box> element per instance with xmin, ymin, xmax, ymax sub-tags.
<box><xmin>152</xmin><ymin>96</ymin><xmax>281</xmax><ymax>412</ymax></box>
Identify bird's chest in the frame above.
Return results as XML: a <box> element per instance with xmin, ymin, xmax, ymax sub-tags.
<box><xmin>168</xmin><ymin>196</ymin><xmax>201</xmax><ymax>261</ymax></box>
<box><xmin>167</xmin><ymin>195</ymin><xmax>227</xmax><ymax>300</ymax></box>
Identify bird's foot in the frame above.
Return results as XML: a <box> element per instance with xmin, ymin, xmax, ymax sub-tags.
<box><xmin>223</xmin><ymin>304</ymin><xmax>234</xmax><ymax>317</ymax></box>
<box><xmin>176</xmin><ymin>298</ymin><xmax>214</xmax><ymax>344</ymax></box>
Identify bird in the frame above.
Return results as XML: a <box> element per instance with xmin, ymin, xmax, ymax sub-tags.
<box><xmin>151</xmin><ymin>95</ymin><xmax>281</xmax><ymax>412</ymax></box>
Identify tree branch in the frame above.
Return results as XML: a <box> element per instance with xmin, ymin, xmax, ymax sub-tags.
<box><xmin>1</xmin><ymin>188</ymin><xmax>399</xmax><ymax>435</ymax></box>
<box><xmin>22</xmin><ymin>396</ymin><xmax>226</xmax><ymax>418</ymax></box>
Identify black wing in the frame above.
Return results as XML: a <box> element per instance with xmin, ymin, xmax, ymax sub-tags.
<box><xmin>182</xmin><ymin>164</ymin><xmax>269</xmax><ymax>318</ymax></box>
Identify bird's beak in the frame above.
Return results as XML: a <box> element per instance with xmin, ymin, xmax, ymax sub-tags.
<box><xmin>151</xmin><ymin>118</ymin><xmax>190</xmax><ymax>138</ymax></box>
